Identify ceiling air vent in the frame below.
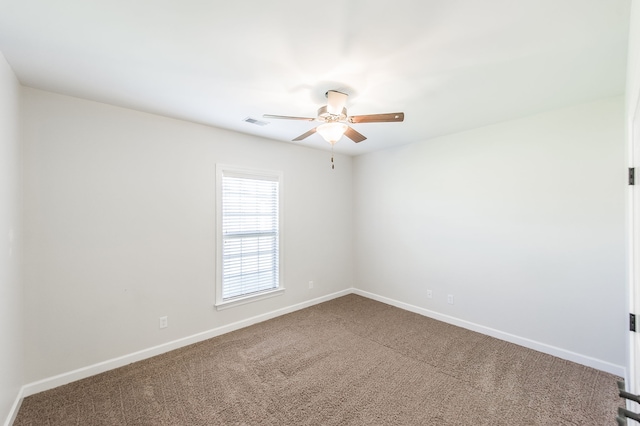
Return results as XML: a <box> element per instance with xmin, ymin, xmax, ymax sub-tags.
<box><xmin>244</xmin><ymin>117</ymin><xmax>269</xmax><ymax>126</ymax></box>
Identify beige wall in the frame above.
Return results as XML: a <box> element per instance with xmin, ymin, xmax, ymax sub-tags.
<box><xmin>22</xmin><ymin>88</ymin><xmax>354</xmax><ymax>382</ymax></box>
<box><xmin>353</xmin><ymin>97</ymin><xmax>626</xmax><ymax>371</ymax></box>
<box><xmin>0</xmin><ymin>51</ymin><xmax>23</xmax><ymax>423</ymax></box>
<box><xmin>20</xmin><ymin>91</ymin><xmax>628</xmax><ymax>383</ymax></box>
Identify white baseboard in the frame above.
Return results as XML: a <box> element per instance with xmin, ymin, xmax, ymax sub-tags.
<box><xmin>15</xmin><ymin>286</ymin><xmax>626</xmax><ymax>412</ymax></box>
<box><xmin>20</xmin><ymin>289</ymin><xmax>352</xmax><ymax>398</ymax></box>
<box><xmin>3</xmin><ymin>387</ymin><xmax>23</xmax><ymax>426</ymax></box>
<box><xmin>353</xmin><ymin>288</ymin><xmax>626</xmax><ymax>377</ymax></box>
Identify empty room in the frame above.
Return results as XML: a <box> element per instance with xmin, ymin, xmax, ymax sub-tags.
<box><xmin>2</xmin><ymin>0</ymin><xmax>640</xmax><ymax>424</ymax></box>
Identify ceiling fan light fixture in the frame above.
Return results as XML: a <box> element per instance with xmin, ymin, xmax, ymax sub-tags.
<box><xmin>317</xmin><ymin>122</ymin><xmax>348</xmax><ymax>145</ymax></box>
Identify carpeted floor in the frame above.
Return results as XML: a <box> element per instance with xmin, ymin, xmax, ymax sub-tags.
<box><xmin>14</xmin><ymin>295</ymin><xmax>623</xmax><ymax>425</ymax></box>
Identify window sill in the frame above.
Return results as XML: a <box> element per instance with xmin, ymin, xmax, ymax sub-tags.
<box><xmin>214</xmin><ymin>288</ymin><xmax>285</xmax><ymax>311</ymax></box>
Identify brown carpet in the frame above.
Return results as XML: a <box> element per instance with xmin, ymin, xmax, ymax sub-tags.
<box><xmin>14</xmin><ymin>295</ymin><xmax>623</xmax><ymax>425</ymax></box>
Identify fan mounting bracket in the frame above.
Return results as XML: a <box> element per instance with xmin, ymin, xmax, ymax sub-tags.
<box><xmin>325</xmin><ymin>90</ymin><xmax>347</xmax><ymax>99</ymax></box>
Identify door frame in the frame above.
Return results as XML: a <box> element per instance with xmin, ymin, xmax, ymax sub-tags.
<box><xmin>628</xmin><ymin>89</ymin><xmax>640</xmax><ymax>410</ymax></box>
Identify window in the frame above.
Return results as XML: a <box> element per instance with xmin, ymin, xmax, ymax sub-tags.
<box><xmin>215</xmin><ymin>165</ymin><xmax>283</xmax><ymax>309</ymax></box>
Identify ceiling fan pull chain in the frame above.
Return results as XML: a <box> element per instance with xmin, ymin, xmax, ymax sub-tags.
<box><xmin>331</xmin><ymin>145</ymin><xmax>335</xmax><ymax>170</ymax></box>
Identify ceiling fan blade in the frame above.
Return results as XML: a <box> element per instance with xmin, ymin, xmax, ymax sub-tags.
<box><xmin>292</xmin><ymin>127</ymin><xmax>318</xmax><ymax>141</ymax></box>
<box><xmin>263</xmin><ymin>114</ymin><xmax>315</xmax><ymax>121</ymax></box>
<box><xmin>344</xmin><ymin>126</ymin><xmax>367</xmax><ymax>143</ymax></box>
<box><xmin>326</xmin><ymin>90</ymin><xmax>348</xmax><ymax>115</ymax></box>
<box><xmin>348</xmin><ymin>112</ymin><xmax>404</xmax><ymax>123</ymax></box>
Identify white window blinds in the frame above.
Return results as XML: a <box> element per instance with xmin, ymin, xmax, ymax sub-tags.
<box><xmin>220</xmin><ymin>170</ymin><xmax>280</xmax><ymax>301</ymax></box>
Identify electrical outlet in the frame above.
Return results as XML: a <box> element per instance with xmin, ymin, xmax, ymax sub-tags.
<box><xmin>447</xmin><ymin>294</ymin><xmax>454</xmax><ymax>305</ymax></box>
<box><xmin>426</xmin><ymin>290</ymin><xmax>432</xmax><ymax>299</ymax></box>
<box><xmin>308</xmin><ymin>281</ymin><xmax>314</xmax><ymax>289</ymax></box>
<box><xmin>159</xmin><ymin>316</ymin><xmax>168</xmax><ymax>329</ymax></box>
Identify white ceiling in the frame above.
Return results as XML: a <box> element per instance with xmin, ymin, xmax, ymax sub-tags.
<box><xmin>0</xmin><ymin>0</ymin><xmax>631</xmax><ymax>155</ymax></box>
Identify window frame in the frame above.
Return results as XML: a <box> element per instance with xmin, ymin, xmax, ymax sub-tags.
<box><xmin>215</xmin><ymin>164</ymin><xmax>284</xmax><ymax>310</ymax></box>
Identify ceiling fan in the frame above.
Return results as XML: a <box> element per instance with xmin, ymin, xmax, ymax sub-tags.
<box><xmin>263</xmin><ymin>90</ymin><xmax>404</xmax><ymax>145</ymax></box>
